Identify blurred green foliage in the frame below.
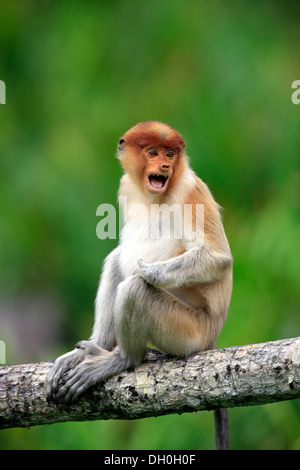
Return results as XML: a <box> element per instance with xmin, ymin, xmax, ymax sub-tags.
<box><xmin>1</xmin><ymin>0</ymin><xmax>300</xmax><ymax>450</ymax></box>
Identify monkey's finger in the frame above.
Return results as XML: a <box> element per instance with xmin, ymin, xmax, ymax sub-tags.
<box><xmin>54</xmin><ymin>379</ymin><xmax>75</xmax><ymax>401</ymax></box>
<box><xmin>75</xmin><ymin>340</ymin><xmax>94</xmax><ymax>350</ymax></box>
<box><xmin>64</xmin><ymin>379</ymin><xmax>88</xmax><ymax>403</ymax></box>
<box><xmin>47</xmin><ymin>362</ymin><xmax>70</xmax><ymax>394</ymax></box>
<box><xmin>46</xmin><ymin>363</ymin><xmax>64</xmax><ymax>400</ymax></box>
<box><xmin>46</xmin><ymin>352</ymin><xmax>81</xmax><ymax>401</ymax></box>
<box><xmin>54</xmin><ymin>363</ymin><xmax>87</xmax><ymax>400</ymax></box>
<box><xmin>138</xmin><ymin>259</ymin><xmax>149</xmax><ymax>268</ymax></box>
<box><xmin>46</xmin><ymin>377</ymin><xmax>56</xmax><ymax>402</ymax></box>
<box><xmin>76</xmin><ymin>340</ymin><xmax>109</xmax><ymax>357</ymax></box>
<box><xmin>50</xmin><ymin>365</ymin><xmax>65</xmax><ymax>391</ymax></box>
<box><xmin>58</xmin><ymin>370</ymin><xmax>90</xmax><ymax>402</ymax></box>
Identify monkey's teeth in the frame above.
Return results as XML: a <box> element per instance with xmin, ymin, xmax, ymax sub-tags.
<box><xmin>149</xmin><ymin>175</ymin><xmax>167</xmax><ymax>189</ymax></box>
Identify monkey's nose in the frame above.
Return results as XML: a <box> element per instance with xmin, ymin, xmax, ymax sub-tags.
<box><xmin>160</xmin><ymin>163</ymin><xmax>169</xmax><ymax>171</ymax></box>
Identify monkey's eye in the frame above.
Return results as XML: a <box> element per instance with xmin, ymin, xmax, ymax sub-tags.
<box><xmin>148</xmin><ymin>149</ymin><xmax>158</xmax><ymax>157</ymax></box>
<box><xmin>166</xmin><ymin>151</ymin><xmax>174</xmax><ymax>158</ymax></box>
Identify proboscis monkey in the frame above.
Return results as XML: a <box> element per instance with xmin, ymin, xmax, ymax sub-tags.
<box><xmin>47</xmin><ymin>121</ymin><xmax>233</xmax><ymax>449</ymax></box>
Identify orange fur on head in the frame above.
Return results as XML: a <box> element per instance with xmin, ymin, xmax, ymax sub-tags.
<box><xmin>117</xmin><ymin>121</ymin><xmax>187</xmax><ymax>197</ymax></box>
<box><xmin>121</xmin><ymin>121</ymin><xmax>185</xmax><ymax>150</ymax></box>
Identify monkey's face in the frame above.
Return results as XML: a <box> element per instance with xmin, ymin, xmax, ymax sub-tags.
<box><xmin>143</xmin><ymin>147</ymin><xmax>178</xmax><ymax>195</ymax></box>
<box><xmin>118</xmin><ymin>121</ymin><xmax>186</xmax><ymax>196</ymax></box>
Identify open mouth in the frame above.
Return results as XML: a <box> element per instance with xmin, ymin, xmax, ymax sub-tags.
<box><xmin>148</xmin><ymin>174</ymin><xmax>168</xmax><ymax>190</ymax></box>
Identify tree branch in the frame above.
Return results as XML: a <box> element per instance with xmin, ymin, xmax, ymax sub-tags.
<box><xmin>1</xmin><ymin>337</ymin><xmax>300</xmax><ymax>430</ymax></box>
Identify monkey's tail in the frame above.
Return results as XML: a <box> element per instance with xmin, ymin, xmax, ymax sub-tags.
<box><xmin>214</xmin><ymin>408</ymin><xmax>230</xmax><ymax>450</ymax></box>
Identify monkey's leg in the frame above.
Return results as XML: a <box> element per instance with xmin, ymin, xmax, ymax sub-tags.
<box><xmin>117</xmin><ymin>276</ymin><xmax>230</xmax><ymax>450</ymax></box>
<box><xmin>114</xmin><ymin>275</ymin><xmax>214</xmax><ymax>358</ymax></box>
<box><xmin>56</xmin><ymin>275</ymin><xmax>212</xmax><ymax>402</ymax></box>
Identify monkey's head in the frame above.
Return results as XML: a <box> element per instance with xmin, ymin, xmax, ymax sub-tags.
<box><xmin>117</xmin><ymin>121</ymin><xmax>187</xmax><ymax>196</ymax></box>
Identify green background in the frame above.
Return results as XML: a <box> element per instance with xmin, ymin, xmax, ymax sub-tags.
<box><xmin>0</xmin><ymin>0</ymin><xmax>300</xmax><ymax>450</ymax></box>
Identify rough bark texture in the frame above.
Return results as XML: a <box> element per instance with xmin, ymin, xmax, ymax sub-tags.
<box><xmin>1</xmin><ymin>337</ymin><xmax>300</xmax><ymax>430</ymax></box>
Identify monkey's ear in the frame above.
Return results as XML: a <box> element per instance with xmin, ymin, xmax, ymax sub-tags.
<box><xmin>118</xmin><ymin>138</ymin><xmax>125</xmax><ymax>150</ymax></box>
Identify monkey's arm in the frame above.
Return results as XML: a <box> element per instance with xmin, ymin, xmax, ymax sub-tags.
<box><xmin>91</xmin><ymin>246</ymin><xmax>123</xmax><ymax>349</ymax></box>
<box><xmin>136</xmin><ymin>245</ymin><xmax>232</xmax><ymax>288</ymax></box>
<box><xmin>46</xmin><ymin>247</ymin><xmax>122</xmax><ymax>401</ymax></box>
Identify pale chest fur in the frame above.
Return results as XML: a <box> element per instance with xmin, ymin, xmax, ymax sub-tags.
<box><xmin>119</xmin><ymin>215</ymin><xmax>184</xmax><ymax>278</ymax></box>
<box><xmin>118</xmin><ymin>167</ymin><xmax>199</xmax><ymax>278</ymax></box>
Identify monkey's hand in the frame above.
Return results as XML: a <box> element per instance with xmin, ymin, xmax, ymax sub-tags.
<box><xmin>46</xmin><ymin>340</ymin><xmax>106</xmax><ymax>402</ymax></box>
<box><xmin>51</xmin><ymin>346</ymin><xmax>133</xmax><ymax>403</ymax></box>
<box><xmin>51</xmin><ymin>356</ymin><xmax>106</xmax><ymax>402</ymax></box>
<box><xmin>135</xmin><ymin>259</ymin><xmax>170</xmax><ymax>287</ymax></box>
